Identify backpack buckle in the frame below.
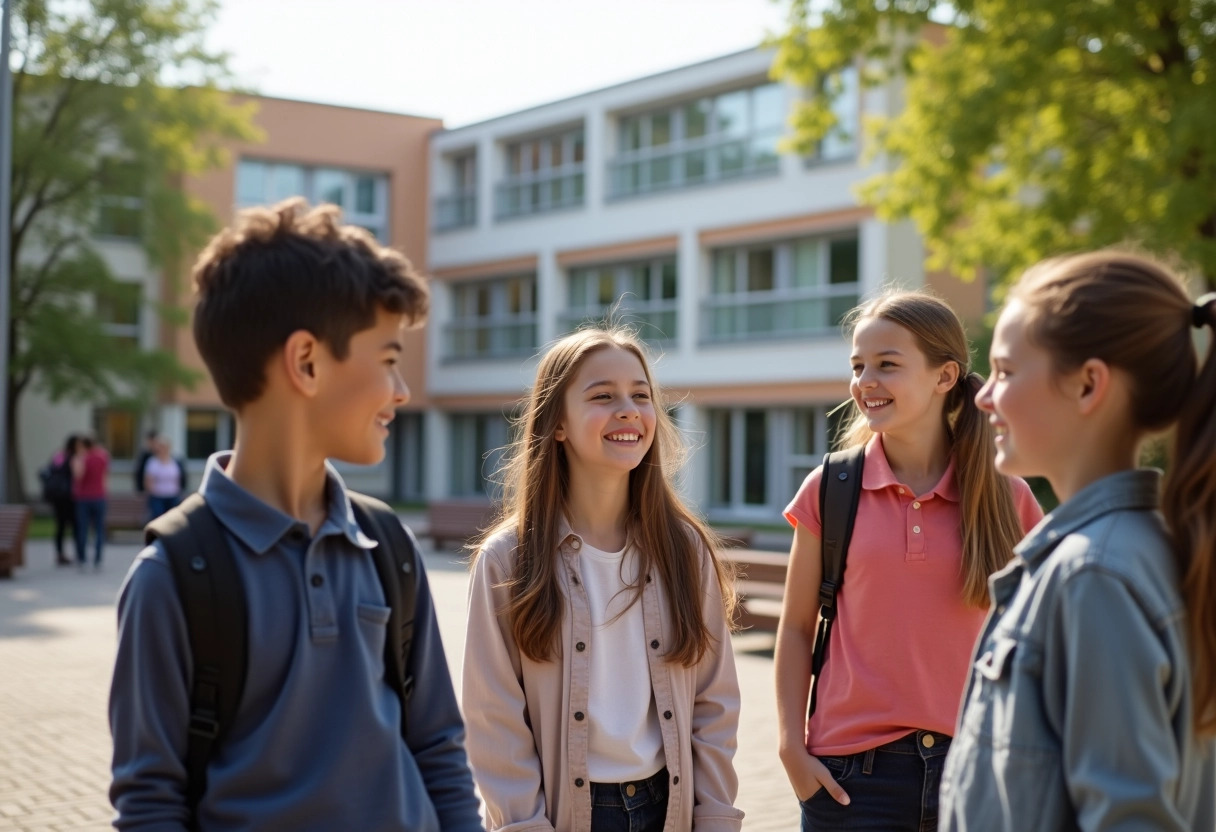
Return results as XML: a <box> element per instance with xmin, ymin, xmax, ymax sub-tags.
<box><xmin>818</xmin><ymin>580</ymin><xmax>838</xmax><ymax>614</ymax></box>
<box><xmin>188</xmin><ymin>711</ymin><xmax>220</xmax><ymax>740</ymax></box>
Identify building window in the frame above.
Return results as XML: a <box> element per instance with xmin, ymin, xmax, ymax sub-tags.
<box><xmin>564</xmin><ymin>257</ymin><xmax>678</xmax><ymax>341</ymax></box>
<box><xmin>96</xmin><ymin>281</ymin><xmax>142</xmax><ymax>349</ymax></box>
<box><xmin>435</xmin><ymin>150</ymin><xmax>477</xmax><ymax>231</ymax></box>
<box><xmin>449</xmin><ymin>412</ymin><xmax>511</xmax><ymax>497</ymax></box>
<box><xmin>808</xmin><ymin>65</ymin><xmax>860</xmax><ymax>164</ymax></box>
<box><xmin>236</xmin><ymin>159</ymin><xmax>390</xmax><ymax>241</ymax></box>
<box><xmin>709</xmin><ymin>405</ymin><xmax>845</xmax><ymax>514</ymax></box>
<box><xmin>610</xmin><ymin>82</ymin><xmax>784</xmax><ymax>198</ymax></box>
<box><xmin>96</xmin><ymin>159</ymin><xmax>144</xmax><ymax>240</ymax></box>
<box><xmin>703</xmin><ymin>234</ymin><xmax>860</xmax><ymax>342</ymax></box>
<box><xmin>496</xmin><ymin>127</ymin><xmax>585</xmax><ymax>219</ymax></box>
<box><xmin>185</xmin><ymin>409</ymin><xmax>233</xmax><ymax>461</ymax></box>
<box><xmin>446</xmin><ymin>275</ymin><xmax>538</xmax><ymax>359</ymax></box>
<box><xmin>92</xmin><ymin>408</ymin><xmax>139</xmax><ymax>460</ymax></box>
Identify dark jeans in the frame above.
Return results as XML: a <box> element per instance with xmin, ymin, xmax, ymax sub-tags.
<box><xmin>74</xmin><ymin>498</ymin><xmax>106</xmax><ymax>566</ymax></box>
<box><xmin>147</xmin><ymin>494</ymin><xmax>180</xmax><ymax>522</ymax></box>
<box><xmin>800</xmin><ymin>731</ymin><xmax>950</xmax><ymax>832</ymax></box>
<box><xmin>51</xmin><ymin>498</ymin><xmax>74</xmax><ymax>559</ymax></box>
<box><xmin>590</xmin><ymin>766</ymin><xmax>669</xmax><ymax>832</ymax></box>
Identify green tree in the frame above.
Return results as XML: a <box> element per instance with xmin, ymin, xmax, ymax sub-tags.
<box><xmin>7</xmin><ymin>0</ymin><xmax>260</xmax><ymax>497</ymax></box>
<box><xmin>772</xmin><ymin>1</ymin><xmax>1216</xmax><ymax>289</ymax></box>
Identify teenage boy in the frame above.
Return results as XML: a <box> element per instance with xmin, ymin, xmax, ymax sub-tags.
<box><xmin>109</xmin><ymin>199</ymin><xmax>484</xmax><ymax>831</ymax></box>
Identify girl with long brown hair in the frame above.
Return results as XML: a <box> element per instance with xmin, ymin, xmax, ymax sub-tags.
<box><xmin>775</xmin><ymin>291</ymin><xmax>1042</xmax><ymax>831</ymax></box>
<box><xmin>462</xmin><ymin>325</ymin><xmax>743</xmax><ymax>832</ymax></box>
<box><xmin>940</xmin><ymin>251</ymin><xmax>1216</xmax><ymax>830</ymax></box>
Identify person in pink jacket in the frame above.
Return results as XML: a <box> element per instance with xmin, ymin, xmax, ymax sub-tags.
<box><xmin>463</xmin><ymin>325</ymin><xmax>744</xmax><ymax>832</ymax></box>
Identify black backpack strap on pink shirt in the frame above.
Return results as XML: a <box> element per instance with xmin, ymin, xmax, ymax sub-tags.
<box><xmin>809</xmin><ymin>444</ymin><xmax>865</xmax><ymax>718</ymax></box>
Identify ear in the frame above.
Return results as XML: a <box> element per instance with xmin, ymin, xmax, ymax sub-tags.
<box><xmin>1074</xmin><ymin>358</ymin><xmax>1112</xmax><ymax>416</ymax></box>
<box><xmin>554</xmin><ymin>424</ymin><xmax>566</xmax><ymax>443</ymax></box>
<box><xmin>282</xmin><ymin>329</ymin><xmax>322</xmax><ymax>398</ymax></box>
<box><xmin>935</xmin><ymin>360</ymin><xmax>961</xmax><ymax>394</ymax></box>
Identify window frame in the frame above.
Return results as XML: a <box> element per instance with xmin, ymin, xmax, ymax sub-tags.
<box><xmin>435</xmin><ymin>149</ymin><xmax>478</xmax><ymax>231</ymax></box>
<box><xmin>235</xmin><ymin>159</ymin><xmax>391</xmax><ymax>242</ymax></box>
<box><xmin>445</xmin><ymin>274</ymin><xmax>539</xmax><ymax>360</ymax></box>
<box><xmin>495</xmin><ymin>127</ymin><xmax>586</xmax><ymax>219</ymax></box>
<box><xmin>562</xmin><ymin>256</ymin><xmax>679</xmax><ymax>343</ymax></box>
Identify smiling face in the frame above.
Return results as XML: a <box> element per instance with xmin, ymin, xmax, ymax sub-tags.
<box><xmin>977</xmin><ymin>299</ymin><xmax>1076</xmax><ymax>482</ymax></box>
<box><xmin>555</xmin><ymin>345</ymin><xmax>657</xmax><ymax>484</ymax></box>
<box><xmin>313</xmin><ymin>308</ymin><xmax>410</xmax><ymax>466</ymax></box>
<box><xmin>850</xmin><ymin>315</ymin><xmax>957</xmax><ymax>441</ymax></box>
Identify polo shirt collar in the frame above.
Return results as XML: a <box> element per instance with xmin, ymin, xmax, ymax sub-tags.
<box><xmin>1015</xmin><ymin>468</ymin><xmax>1160</xmax><ymax>568</ymax></box>
<box><xmin>860</xmin><ymin>434</ymin><xmax>960</xmax><ymax>502</ymax></box>
<box><xmin>198</xmin><ymin>451</ymin><xmax>377</xmax><ymax>555</ymax></box>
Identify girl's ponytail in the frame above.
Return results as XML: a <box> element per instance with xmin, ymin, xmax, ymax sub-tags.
<box><xmin>1164</xmin><ymin>295</ymin><xmax>1216</xmax><ymax>735</ymax></box>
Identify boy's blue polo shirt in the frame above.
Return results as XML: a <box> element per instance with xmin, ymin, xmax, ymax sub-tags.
<box><xmin>109</xmin><ymin>452</ymin><xmax>483</xmax><ymax>831</ymax></box>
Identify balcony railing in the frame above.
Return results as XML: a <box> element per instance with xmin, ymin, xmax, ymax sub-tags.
<box><xmin>495</xmin><ymin>166</ymin><xmax>585</xmax><ymax>219</ymax></box>
<box><xmin>701</xmin><ymin>285</ymin><xmax>860</xmax><ymax>342</ymax></box>
<box><xmin>609</xmin><ymin>129</ymin><xmax>781</xmax><ymax>199</ymax></box>
<box><xmin>445</xmin><ymin>319</ymin><xmax>538</xmax><ymax>360</ymax></box>
<box><xmin>434</xmin><ymin>191</ymin><xmax>477</xmax><ymax>231</ymax></box>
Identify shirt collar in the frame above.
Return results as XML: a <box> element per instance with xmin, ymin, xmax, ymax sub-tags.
<box><xmin>860</xmin><ymin>434</ymin><xmax>960</xmax><ymax>502</ymax></box>
<box><xmin>1014</xmin><ymin>468</ymin><xmax>1161</xmax><ymax>568</ymax></box>
<box><xmin>198</xmin><ymin>451</ymin><xmax>377</xmax><ymax>555</ymax></box>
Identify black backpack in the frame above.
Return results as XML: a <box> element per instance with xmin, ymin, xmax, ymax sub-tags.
<box><xmin>145</xmin><ymin>491</ymin><xmax>418</xmax><ymax>827</ymax></box>
<box><xmin>808</xmin><ymin>445</ymin><xmax>866</xmax><ymax>717</ymax></box>
<box><xmin>40</xmin><ymin>459</ymin><xmax>72</xmax><ymax>503</ymax></box>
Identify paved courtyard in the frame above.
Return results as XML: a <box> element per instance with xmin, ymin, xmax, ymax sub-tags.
<box><xmin>0</xmin><ymin>536</ymin><xmax>798</xmax><ymax>831</ymax></box>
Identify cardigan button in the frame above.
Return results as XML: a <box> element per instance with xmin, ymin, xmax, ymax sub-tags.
<box><xmin>672</xmin><ymin>775</ymin><xmax>679</xmax><ymax>785</ymax></box>
<box><xmin>663</xmin><ymin>710</ymin><xmax>672</xmax><ymax>720</ymax></box>
<box><xmin>574</xmin><ymin>711</ymin><xmax>584</xmax><ymax>721</ymax></box>
<box><xmin>650</xmin><ymin>639</ymin><xmax>660</xmax><ymax>649</ymax></box>
<box><xmin>575</xmin><ymin>778</ymin><xmax>585</xmax><ymax>787</ymax></box>
<box><xmin>576</xmin><ymin>641</ymin><xmax>586</xmax><ymax>652</ymax></box>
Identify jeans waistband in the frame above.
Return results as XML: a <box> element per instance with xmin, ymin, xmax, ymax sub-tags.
<box><xmin>590</xmin><ymin>766</ymin><xmax>669</xmax><ymax>806</ymax></box>
<box><xmin>874</xmin><ymin>730</ymin><xmax>952</xmax><ymax>758</ymax></box>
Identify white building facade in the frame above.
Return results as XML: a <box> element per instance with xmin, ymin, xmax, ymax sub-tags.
<box><xmin>427</xmin><ymin>48</ymin><xmax>934</xmax><ymax>522</ymax></box>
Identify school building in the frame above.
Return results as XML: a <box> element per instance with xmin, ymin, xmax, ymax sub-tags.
<box><xmin>23</xmin><ymin>45</ymin><xmax>985</xmax><ymax>521</ymax></box>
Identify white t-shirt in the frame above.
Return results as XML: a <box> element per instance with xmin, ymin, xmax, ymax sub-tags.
<box><xmin>578</xmin><ymin>540</ymin><xmax>665</xmax><ymax>782</ymax></box>
<box><xmin>144</xmin><ymin>456</ymin><xmax>182</xmax><ymax>498</ymax></box>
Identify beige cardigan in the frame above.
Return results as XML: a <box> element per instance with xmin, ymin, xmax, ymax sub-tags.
<box><xmin>462</xmin><ymin>521</ymin><xmax>744</xmax><ymax>832</ymax></box>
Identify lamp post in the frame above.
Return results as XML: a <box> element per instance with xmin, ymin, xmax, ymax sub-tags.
<box><xmin>0</xmin><ymin>0</ymin><xmax>14</xmax><ymax>504</ymax></box>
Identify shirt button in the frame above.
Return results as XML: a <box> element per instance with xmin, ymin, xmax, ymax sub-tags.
<box><xmin>898</xmin><ymin>487</ymin><xmax>905</xmax><ymax>494</ymax></box>
<box><xmin>663</xmin><ymin>710</ymin><xmax>672</xmax><ymax>720</ymax></box>
<box><xmin>672</xmin><ymin>775</ymin><xmax>679</xmax><ymax>785</ymax></box>
<box><xmin>574</xmin><ymin>711</ymin><xmax>584</xmax><ymax>721</ymax></box>
<box><xmin>570</xmin><ymin>539</ymin><xmax>581</xmax><ymax>550</ymax></box>
<box><xmin>575</xmin><ymin>778</ymin><xmax>585</xmax><ymax>787</ymax></box>
<box><xmin>289</xmin><ymin>528</ymin><xmax>306</xmax><ymax>543</ymax></box>
<box><xmin>310</xmin><ymin>574</ymin><xmax>324</xmax><ymax>587</ymax></box>
<box><xmin>922</xmin><ymin>734</ymin><xmax>936</xmax><ymax>748</ymax></box>
<box><xmin>625</xmin><ymin>784</ymin><xmax>637</xmax><ymax>797</ymax></box>
<box><xmin>576</xmin><ymin>641</ymin><xmax>586</xmax><ymax>652</ymax></box>
<box><xmin>912</xmin><ymin>525</ymin><xmax>921</xmax><ymax>534</ymax></box>
<box><xmin>650</xmin><ymin>639</ymin><xmax>660</xmax><ymax>649</ymax></box>
<box><xmin>912</xmin><ymin>501</ymin><xmax>921</xmax><ymax>509</ymax></box>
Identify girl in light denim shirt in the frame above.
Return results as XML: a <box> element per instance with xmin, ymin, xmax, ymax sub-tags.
<box><xmin>941</xmin><ymin>251</ymin><xmax>1216</xmax><ymax>831</ymax></box>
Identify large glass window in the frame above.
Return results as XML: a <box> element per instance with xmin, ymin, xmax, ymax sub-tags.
<box><xmin>96</xmin><ymin>281</ymin><xmax>142</xmax><ymax>349</ymax></box>
<box><xmin>447</xmin><ymin>275</ymin><xmax>538</xmax><ymax>359</ymax></box>
<box><xmin>92</xmin><ymin>408</ymin><xmax>139</xmax><ymax>460</ymax></box>
<box><xmin>809</xmin><ymin>65</ymin><xmax>861</xmax><ymax>163</ymax></box>
<box><xmin>564</xmin><ymin>257</ymin><xmax>678</xmax><ymax>342</ymax></box>
<box><xmin>185</xmin><ymin>409</ymin><xmax>233</xmax><ymax>461</ymax></box>
<box><xmin>496</xmin><ymin>127</ymin><xmax>585</xmax><ymax>219</ymax></box>
<box><xmin>448</xmin><ymin>412</ymin><xmax>511</xmax><ymax>497</ymax></box>
<box><xmin>435</xmin><ymin>150</ymin><xmax>477</xmax><ymax>231</ymax></box>
<box><xmin>610</xmin><ymin>82</ymin><xmax>784</xmax><ymax>197</ymax></box>
<box><xmin>236</xmin><ymin>159</ymin><xmax>390</xmax><ymax>241</ymax></box>
<box><xmin>703</xmin><ymin>234</ymin><xmax>860</xmax><ymax>342</ymax></box>
<box><xmin>96</xmin><ymin>159</ymin><xmax>144</xmax><ymax>240</ymax></box>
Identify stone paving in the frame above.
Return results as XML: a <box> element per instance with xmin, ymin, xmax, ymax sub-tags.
<box><xmin>0</xmin><ymin>536</ymin><xmax>798</xmax><ymax>831</ymax></box>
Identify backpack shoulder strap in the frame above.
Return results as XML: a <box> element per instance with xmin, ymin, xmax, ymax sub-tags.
<box><xmin>145</xmin><ymin>493</ymin><xmax>246</xmax><ymax>826</ymax></box>
<box><xmin>809</xmin><ymin>444</ymin><xmax>865</xmax><ymax>717</ymax></box>
<box><xmin>347</xmin><ymin>492</ymin><xmax>418</xmax><ymax>741</ymax></box>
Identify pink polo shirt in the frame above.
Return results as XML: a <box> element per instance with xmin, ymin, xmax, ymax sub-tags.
<box><xmin>784</xmin><ymin>435</ymin><xmax>1042</xmax><ymax>756</ymax></box>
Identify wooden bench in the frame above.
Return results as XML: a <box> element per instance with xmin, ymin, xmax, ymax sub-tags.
<box><xmin>0</xmin><ymin>505</ymin><xmax>32</xmax><ymax>578</ymax></box>
<box><xmin>106</xmin><ymin>492</ymin><xmax>148</xmax><ymax>539</ymax></box>
<box><xmin>426</xmin><ymin>498</ymin><xmax>497</xmax><ymax>550</ymax></box>
<box><xmin>721</xmin><ymin>548</ymin><xmax>789</xmax><ymax>632</ymax></box>
<box><xmin>714</xmin><ymin>526</ymin><xmax>756</xmax><ymax>549</ymax></box>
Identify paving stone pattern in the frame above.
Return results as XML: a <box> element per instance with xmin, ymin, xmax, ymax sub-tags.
<box><xmin>0</xmin><ymin>538</ymin><xmax>799</xmax><ymax>831</ymax></box>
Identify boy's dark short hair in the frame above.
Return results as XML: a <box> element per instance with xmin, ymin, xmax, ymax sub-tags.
<box><xmin>192</xmin><ymin>198</ymin><xmax>428</xmax><ymax>409</ymax></box>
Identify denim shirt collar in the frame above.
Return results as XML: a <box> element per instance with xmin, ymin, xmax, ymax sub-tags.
<box><xmin>197</xmin><ymin>451</ymin><xmax>377</xmax><ymax>555</ymax></box>
<box><xmin>1014</xmin><ymin>468</ymin><xmax>1162</xmax><ymax>570</ymax></box>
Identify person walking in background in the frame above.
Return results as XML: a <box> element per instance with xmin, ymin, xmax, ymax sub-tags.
<box><xmin>775</xmin><ymin>291</ymin><xmax>1042</xmax><ymax>831</ymax></box>
<box><xmin>463</xmin><ymin>325</ymin><xmax>744</xmax><ymax>832</ymax></box>
<box><xmin>142</xmin><ymin>437</ymin><xmax>187</xmax><ymax>521</ymax></box>
<box><xmin>939</xmin><ymin>252</ymin><xmax>1216</xmax><ymax>830</ymax></box>
<box><xmin>70</xmin><ymin>434</ymin><xmax>109</xmax><ymax>570</ymax></box>
<box><xmin>132</xmin><ymin>429</ymin><xmax>158</xmax><ymax>494</ymax></box>
<box><xmin>40</xmin><ymin>434</ymin><xmax>78</xmax><ymax>566</ymax></box>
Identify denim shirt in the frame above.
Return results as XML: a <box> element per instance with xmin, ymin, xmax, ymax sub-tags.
<box><xmin>940</xmin><ymin>469</ymin><xmax>1216</xmax><ymax>831</ymax></box>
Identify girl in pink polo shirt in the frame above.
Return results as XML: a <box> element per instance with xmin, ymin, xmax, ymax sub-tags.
<box><xmin>463</xmin><ymin>325</ymin><xmax>743</xmax><ymax>832</ymax></box>
<box><xmin>775</xmin><ymin>291</ymin><xmax>1043</xmax><ymax>831</ymax></box>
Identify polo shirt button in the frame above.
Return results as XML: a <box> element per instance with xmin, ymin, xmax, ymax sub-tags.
<box><xmin>898</xmin><ymin>487</ymin><xmax>905</xmax><ymax>494</ymax></box>
<box><xmin>913</xmin><ymin>501</ymin><xmax>921</xmax><ymax>509</ymax></box>
<box><xmin>574</xmin><ymin>711</ymin><xmax>584</xmax><ymax>721</ymax></box>
<box><xmin>575</xmin><ymin>778</ymin><xmax>585</xmax><ymax>787</ymax></box>
<box><xmin>576</xmin><ymin>641</ymin><xmax>586</xmax><ymax>652</ymax></box>
<box><xmin>663</xmin><ymin>710</ymin><xmax>672</xmax><ymax>720</ymax></box>
<box><xmin>650</xmin><ymin>639</ymin><xmax>660</xmax><ymax>649</ymax></box>
<box><xmin>922</xmin><ymin>734</ymin><xmax>936</xmax><ymax>748</ymax></box>
<box><xmin>912</xmin><ymin>525</ymin><xmax>921</xmax><ymax>534</ymax></box>
<box><xmin>310</xmin><ymin>574</ymin><xmax>324</xmax><ymax>587</ymax></box>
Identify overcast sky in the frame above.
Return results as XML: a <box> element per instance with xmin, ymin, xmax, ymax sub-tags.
<box><xmin>207</xmin><ymin>0</ymin><xmax>791</xmax><ymax>127</ymax></box>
